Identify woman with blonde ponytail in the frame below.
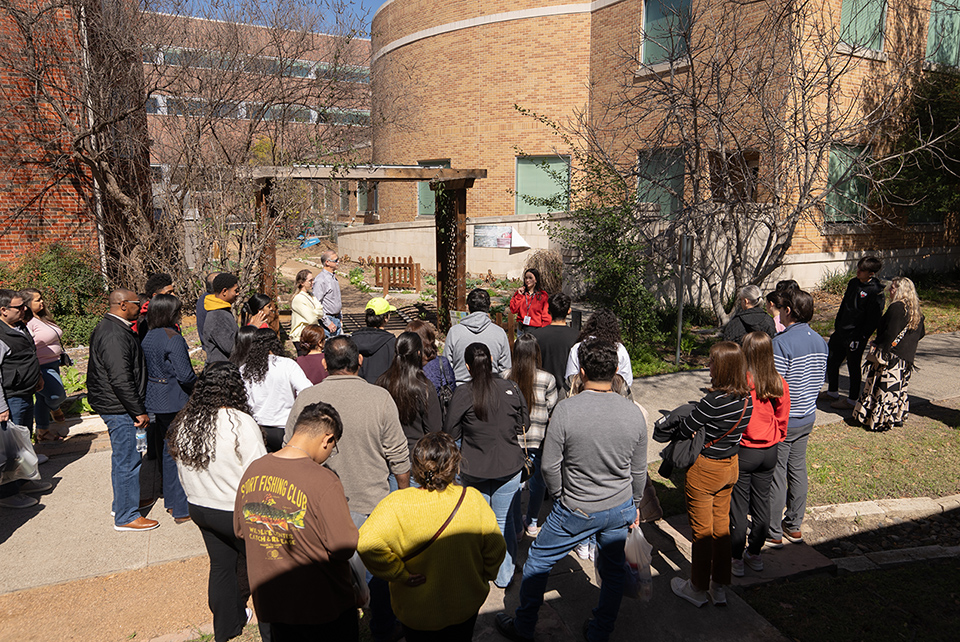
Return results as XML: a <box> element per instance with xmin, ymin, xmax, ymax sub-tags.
<box><xmin>854</xmin><ymin>277</ymin><xmax>926</xmax><ymax>431</ymax></box>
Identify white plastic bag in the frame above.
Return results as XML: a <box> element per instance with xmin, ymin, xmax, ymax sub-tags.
<box><xmin>347</xmin><ymin>552</ymin><xmax>371</xmax><ymax>608</ymax></box>
<box><xmin>623</xmin><ymin>526</ymin><xmax>653</xmax><ymax>601</ymax></box>
<box><xmin>0</xmin><ymin>421</ymin><xmax>40</xmax><ymax>485</ymax></box>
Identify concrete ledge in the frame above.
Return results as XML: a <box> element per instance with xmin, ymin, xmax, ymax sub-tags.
<box><xmin>806</xmin><ymin>500</ymin><xmax>885</xmax><ymax>521</ymax></box>
<box><xmin>875</xmin><ymin>497</ymin><xmax>943</xmax><ymax>520</ymax></box>
<box><xmin>937</xmin><ymin>494</ymin><xmax>960</xmax><ymax>513</ymax></box>
<box><xmin>834</xmin><ymin>556</ymin><xmax>880</xmax><ymax>573</ymax></box>
<box><xmin>866</xmin><ymin>545</ymin><xmax>955</xmax><ymax>568</ymax></box>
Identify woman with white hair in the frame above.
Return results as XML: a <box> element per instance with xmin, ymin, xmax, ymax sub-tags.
<box><xmin>854</xmin><ymin>277</ymin><xmax>925</xmax><ymax>431</ymax></box>
<box><xmin>722</xmin><ymin>285</ymin><xmax>777</xmax><ymax>344</ymax></box>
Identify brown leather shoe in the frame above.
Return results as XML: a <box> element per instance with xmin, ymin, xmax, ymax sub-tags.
<box><xmin>115</xmin><ymin>517</ymin><xmax>159</xmax><ymax>532</ymax></box>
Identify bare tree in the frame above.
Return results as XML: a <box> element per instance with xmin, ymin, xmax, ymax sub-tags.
<box><xmin>539</xmin><ymin>0</ymin><xmax>939</xmax><ymax>323</ymax></box>
<box><xmin>0</xmin><ymin>0</ymin><xmax>371</xmax><ymax>295</ymax></box>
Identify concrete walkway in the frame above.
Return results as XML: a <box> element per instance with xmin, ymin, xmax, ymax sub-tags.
<box><xmin>1</xmin><ymin>332</ymin><xmax>957</xmax><ymax>641</ymax></box>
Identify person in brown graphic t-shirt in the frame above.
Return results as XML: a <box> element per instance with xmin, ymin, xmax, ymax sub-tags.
<box><xmin>235</xmin><ymin>402</ymin><xmax>359</xmax><ymax>641</ymax></box>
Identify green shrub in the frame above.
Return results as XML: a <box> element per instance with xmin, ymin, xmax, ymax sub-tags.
<box><xmin>12</xmin><ymin>244</ymin><xmax>107</xmax><ymax>316</ymax></box>
<box><xmin>57</xmin><ymin>314</ymin><xmax>102</xmax><ymax>347</ymax></box>
<box><xmin>819</xmin><ymin>268</ymin><xmax>854</xmax><ymax>295</ymax></box>
<box><xmin>60</xmin><ymin>366</ymin><xmax>87</xmax><ymax>394</ymax></box>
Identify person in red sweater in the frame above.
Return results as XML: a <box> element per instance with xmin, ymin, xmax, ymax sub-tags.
<box><xmin>509</xmin><ymin>268</ymin><xmax>550</xmax><ymax>333</ymax></box>
<box><xmin>730</xmin><ymin>332</ymin><xmax>789</xmax><ymax>577</ymax></box>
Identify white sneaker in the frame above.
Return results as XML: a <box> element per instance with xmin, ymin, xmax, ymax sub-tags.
<box><xmin>731</xmin><ymin>558</ymin><xmax>745</xmax><ymax>577</ymax></box>
<box><xmin>574</xmin><ymin>542</ymin><xmax>591</xmax><ymax>560</ymax></box>
<box><xmin>671</xmin><ymin>578</ymin><xmax>707</xmax><ymax>607</ymax></box>
<box><xmin>743</xmin><ymin>550</ymin><xmax>764</xmax><ymax>571</ymax></box>
<box><xmin>708</xmin><ymin>581</ymin><xmax>727</xmax><ymax>606</ymax></box>
<box><xmin>524</xmin><ymin>522</ymin><xmax>540</xmax><ymax>537</ymax></box>
<box><xmin>36</xmin><ymin>453</ymin><xmax>49</xmax><ymax>465</ymax></box>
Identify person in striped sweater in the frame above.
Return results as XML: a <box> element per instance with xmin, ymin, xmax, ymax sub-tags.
<box><xmin>670</xmin><ymin>341</ymin><xmax>753</xmax><ymax>608</ymax></box>
<box><xmin>768</xmin><ymin>289</ymin><xmax>828</xmax><ymax>547</ymax></box>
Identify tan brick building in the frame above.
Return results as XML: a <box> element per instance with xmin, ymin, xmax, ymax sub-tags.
<box><xmin>366</xmin><ymin>0</ymin><xmax>960</xmax><ymax>285</ymax></box>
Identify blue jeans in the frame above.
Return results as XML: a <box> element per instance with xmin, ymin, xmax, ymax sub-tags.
<box><xmin>155</xmin><ymin>412</ymin><xmax>189</xmax><ymax>519</ymax></box>
<box><xmin>324</xmin><ymin>314</ymin><xmax>343</xmax><ymax>339</ymax></box>
<box><xmin>524</xmin><ymin>448</ymin><xmax>547</xmax><ymax>527</ymax></box>
<box><xmin>7</xmin><ymin>395</ymin><xmax>34</xmax><ymax>431</ymax></box>
<box><xmin>0</xmin><ymin>402</ymin><xmax>33</xmax><ymax>499</ymax></box>
<box><xmin>351</xmin><ymin>511</ymin><xmax>396</xmax><ymax>641</ymax></box>
<box><xmin>463</xmin><ymin>470</ymin><xmax>521</xmax><ymax>588</ymax></box>
<box><xmin>102</xmin><ymin>414</ymin><xmax>142</xmax><ymax>526</ymax></box>
<box><xmin>514</xmin><ymin>498</ymin><xmax>635</xmax><ymax>642</ymax></box>
<box><xmin>35</xmin><ymin>363</ymin><xmax>65</xmax><ymax>430</ymax></box>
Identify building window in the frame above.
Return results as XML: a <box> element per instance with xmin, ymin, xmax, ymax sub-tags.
<box><xmin>927</xmin><ymin>0</ymin><xmax>960</xmax><ymax>65</ymax></box>
<box><xmin>516</xmin><ymin>156</ymin><xmax>570</xmax><ymax>216</ymax></box>
<box><xmin>145</xmin><ymin>96</ymin><xmax>161</xmax><ymax>114</ymax></box>
<box><xmin>643</xmin><ymin>0</ymin><xmax>692</xmax><ymax>65</ymax></box>
<box><xmin>417</xmin><ymin>160</ymin><xmax>451</xmax><ymax>217</ymax></box>
<box><xmin>358</xmin><ymin>181</ymin><xmax>377</xmax><ymax>214</ymax></box>
<box><xmin>840</xmin><ymin>0</ymin><xmax>887</xmax><ymax>51</ymax></box>
<box><xmin>826</xmin><ymin>144</ymin><xmax>869</xmax><ymax>223</ymax></box>
<box><xmin>637</xmin><ymin>148</ymin><xmax>684</xmax><ymax>218</ymax></box>
<box><xmin>709</xmin><ymin>150</ymin><xmax>759</xmax><ymax>203</ymax></box>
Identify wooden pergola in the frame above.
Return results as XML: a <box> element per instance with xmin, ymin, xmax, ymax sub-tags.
<box><xmin>249</xmin><ymin>165</ymin><xmax>487</xmax><ymax>331</ymax></box>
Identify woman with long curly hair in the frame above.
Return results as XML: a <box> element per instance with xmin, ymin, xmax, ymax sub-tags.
<box><xmin>359</xmin><ymin>432</ymin><xmax>505</xmax><ymax>641</ymax></box>
<box><xmin>239</xmin><ymin>328</ymin><xmax>312</xmax><ymax>452</ymax></box>
<box><xmin>405</xmin><ymin>320</ymin><xmax>456</xmax><ymax>401</ymax></box>
<box><xmin>377</xmin><ymin>332</ymin><xmax>442</xmax><ymax>470</ymax></box>
<box><xmin>854</xmin><ymin>277</ymin><xmax>926</xmax><ymax>431</ymax></box>
<box><xmin>503</xmin><ymin>333</ymin><xmax>557</xmax><ymax>537</ymax></box>
<box><xmin>443</xmin><ymin>342</ymin><xmax>528</xmax><ymax>589</ymax></box>
<box><xmin>169</xmin><ymin>362</ymin><xmax>267</xmax><ymax>642</ymax></box>
<box><xmin>564</xmin><ymin>309</ymin><xmax>634</xmax><ymax>386</ymax></box>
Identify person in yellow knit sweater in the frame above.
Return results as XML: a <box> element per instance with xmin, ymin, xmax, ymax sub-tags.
<box><xmin>358</xmin><ymin>432</ymin><xmax>506</xmax><ymax>641</ymax></box>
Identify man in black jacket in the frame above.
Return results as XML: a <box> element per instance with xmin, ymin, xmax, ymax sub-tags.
<box><xmin>0</xmin><ymin>289</ymin><xmax>52</xmax><ymax>509</ymax></box>
<box><xmin>822</xmin><ymin>256</ymin><xmax>885</xmax><ymax>409</ymax></box>
<box><xmin>88</xmin><ymin>289</ymin><xmax>156</xmax><ymax>531</ymax></box>
<box><xmin>353</xmin><ymin>297</ymin><xmax>397</xmax><ymax>384</ymax></box>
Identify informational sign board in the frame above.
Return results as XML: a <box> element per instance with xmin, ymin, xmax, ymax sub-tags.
<box><xmin>473</xmin><ymin>225</ymin><xmax>513</xmax><ymax>248</ymax></box>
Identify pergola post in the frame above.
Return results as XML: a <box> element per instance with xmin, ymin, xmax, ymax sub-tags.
<box><xmin>433</xmin><ymin>180</ymin><xmax>471</xmax><ymax>332</ymax></box>
<box><xmin>256</xmin><ymin>178</ymin><xmax>277</xmax><ymax>299</ymax></box>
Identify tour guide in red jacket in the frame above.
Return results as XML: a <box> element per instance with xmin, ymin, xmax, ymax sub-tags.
<box><xmin>87</xmin><ymin>289</ymin><xmax>154</xmax><ymax>532</ymax></box>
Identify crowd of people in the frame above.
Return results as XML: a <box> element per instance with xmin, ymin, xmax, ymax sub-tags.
<box><xmin>0</xmin><ymin>253</ymin><xmax>927</xmax><ymax>641</ymax></box>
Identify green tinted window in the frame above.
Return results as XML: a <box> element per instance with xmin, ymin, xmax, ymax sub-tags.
<box><xmin>840</xmin><ymin>0</ymin><xmax>886</xmax><ymax>51</ymax></box>
<box><xmin>927</xmin><ymin>0</ymin><xmax>960</xmax><ymax>65</ymax></box>
<box><xmin>826</xmin><ymin>145</ymin><xmax>869</xmax><ymax>223</ymax></box>
<box><xmin>516</xmin><ymin>156</ymin><xmax>570</xmax><ymax>216</ymax></box>
<box><xmin>643</xmin><ymin>0</ymin><xmax>692</xmax><ymax>65</ymax></box>
<box><xmin>417</xmin><ymin>160</ymin><xmax>451</xmax><ymax>217</ymax></box>
<box><xmin>638</xmin><ymin>149</ymin><xmax>684</xmax><ymax>219</ymax></box>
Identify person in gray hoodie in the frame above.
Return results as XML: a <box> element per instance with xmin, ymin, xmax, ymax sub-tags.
<box><xmin>202</xmin><ymin>273</ymin><xmax>240</xmax><ymax>365</ymax></box>
<box><xmin>445</xmin><ymin>288</ymin><xmax>511</xmax><ymax>384</ymax></box>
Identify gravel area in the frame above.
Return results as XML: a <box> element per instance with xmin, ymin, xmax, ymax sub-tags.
<box><xmin>815</xmin><ymin>510</ymin><xmax>960</xmax><ymax>559</ymax></box>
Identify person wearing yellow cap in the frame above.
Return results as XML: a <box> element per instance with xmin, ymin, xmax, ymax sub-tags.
<box><xmin>354</xmin><ymin>297</ymin><xmax>398</xmax><ymax>384</ymax></box>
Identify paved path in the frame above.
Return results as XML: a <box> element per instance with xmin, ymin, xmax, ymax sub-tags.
<box><xmin>633</xmin><ymin>331</ymin><xmax>960</xmax><ymax>462</ymax></box>
<box><xmin>1</xmin><ymin>332</ymin><xmax>957</xmax><ymax>641</ymax></box>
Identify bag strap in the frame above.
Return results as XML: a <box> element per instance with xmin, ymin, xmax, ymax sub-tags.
<box><xmin>704</xmin><ymin>398</ymin><xmax>749</xmax><ymax>450</ymax></box>
<box><xmin>507</xmin><ymin>379</ymin><xmax>530</xmax><ymax>456</ymax></box>
<box><xmin>890</xmin><ymin>324</ymin><xmax>909</xmax><ymax>348</ymax></box>
<box><xmin>401</xmin><ymin>485</ymin><xmax>468</xmax><ymax>562</ymax></box>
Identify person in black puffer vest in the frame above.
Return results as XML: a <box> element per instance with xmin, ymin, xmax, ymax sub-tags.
<box><xmin>722</xmin><ymin>285</ymin><xmax>777</xmax><ymax>344</ymax></box>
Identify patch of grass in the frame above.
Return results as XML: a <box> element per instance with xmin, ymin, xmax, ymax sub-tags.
<box><xmin>647</xmin><ymin>463</ymin><xmax>687</xmax><ymax>518</ymax></box>
<box><xmin>806</xmin><ymin>409</ymin><xmax>960</xmax><ymax>506</ymax></box>
<box><xmin>741</xmin><ymin>558</ymin><xmax>960</xmax><ymax>642</ymax></box>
